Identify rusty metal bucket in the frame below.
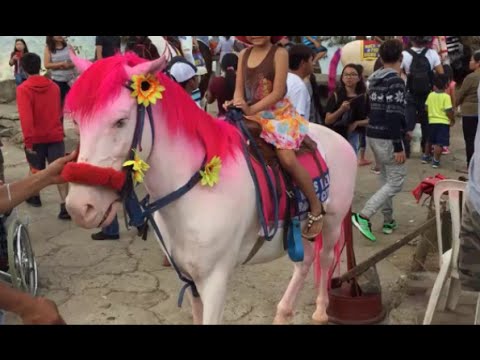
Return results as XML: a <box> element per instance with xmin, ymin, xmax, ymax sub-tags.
<box><xmin>326</xmin><ymin>211</ymin><xmax>386</xmax><ymax>324</ymax></box>
<box><xmin>327</xmin><ymin>280</ymin><xmax>386</xmax><ymax>325</ymax></box>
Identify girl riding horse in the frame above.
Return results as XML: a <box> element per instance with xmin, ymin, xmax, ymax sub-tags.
<box><xmin>232</xmin><ymin>36</ymin><xmax>325</xmax><ymax>239</ymax></box>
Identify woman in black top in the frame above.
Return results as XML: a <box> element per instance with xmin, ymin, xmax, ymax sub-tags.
<box><xmin>325</xmin><ymin>63</ymin><xmax>371</xmax><ymax>164</ymax></box>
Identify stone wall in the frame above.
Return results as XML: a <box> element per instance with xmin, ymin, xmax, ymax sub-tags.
<box><xmin>0</xmin><ymin>80</ymin><xmax>16</xmax><ymax>104</ymax></box>
<box><xmin>0</xmin><ymin>103</ymin><xmax>22</xmax><ymax>144</ymax></box>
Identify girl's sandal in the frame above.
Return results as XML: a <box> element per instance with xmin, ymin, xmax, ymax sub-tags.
<box><xmin>302</xmin><ymin>205</ymin><xmax>326</xmax><ymax>240</ymax></box>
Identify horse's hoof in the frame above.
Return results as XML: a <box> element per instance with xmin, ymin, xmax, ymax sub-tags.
<box><xmin>273</xmin><ymin>312</ymin><xmax>293</xmax><ymax>325</ymax></box>
<box><xmin>312</xmin><ymin>312</ymin><xmax>329</xmax><ymax>325</ymax></box>
<box><xmin>273</xmin><ymin>316</ymin><xmax>290</xmax><ymax>325</ymax></box>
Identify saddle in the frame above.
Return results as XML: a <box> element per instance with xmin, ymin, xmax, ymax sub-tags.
<box><xmin>223</xmin><ymin>108</ymin><xmax>330</xmax><ymax>262</ymax></box>
<box><xmin>244</xmin><ymin>120</ymin><xmax>318</xmax><ymax>167</ymax></box>
<box><xmin>240</xmin><ymin>118</ymin><xmax>327</xmax><ymax>262</ymax></box>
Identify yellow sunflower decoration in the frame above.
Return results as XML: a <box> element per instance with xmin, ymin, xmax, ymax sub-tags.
<box><xmin>123</xmin><ymin>149</ymin><xmax>150</xmax><ymax>185</ymax></box>
<box><xmin>130</xmin><ymin>73</ymin><xmax>165</xmax><ymax>107</ymax></box>
<box><xmin>200</xmin><ymin>156</ymin><xmax>222</xmax><ymax>187</ymax></box>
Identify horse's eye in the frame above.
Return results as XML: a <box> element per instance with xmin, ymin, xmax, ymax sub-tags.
<box><xmin>115</xmin><ymin>119</ymin><xmax>126</xmax><ymax>128</ymax></box>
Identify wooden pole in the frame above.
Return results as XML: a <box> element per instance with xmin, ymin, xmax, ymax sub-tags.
<box><xmin>338</xmin><ymin>216</ymin><xmax>437</xmax><ymax>283</ymax></box>
<box><xmin>342</xmin><ymin>209</ymin><xmax>361</xmax><ymax>296</ymax></box>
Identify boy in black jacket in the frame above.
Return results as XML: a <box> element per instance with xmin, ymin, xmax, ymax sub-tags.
<box><xmin>352</xmin><ymin>40</ymin><xmax>407</xmax><ymax>242</ymax></box>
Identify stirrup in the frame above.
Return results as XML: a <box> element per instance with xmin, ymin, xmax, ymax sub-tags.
<box><xmin>302</xmin><ymin>207</ymin><xmax>325</xmax><ymax>240</ymax></box>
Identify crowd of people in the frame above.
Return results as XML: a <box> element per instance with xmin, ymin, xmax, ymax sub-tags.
<box><xmin>0</xmin><ymin>35</ymin><xmax>479</xmax><ymax>324</ymax></box>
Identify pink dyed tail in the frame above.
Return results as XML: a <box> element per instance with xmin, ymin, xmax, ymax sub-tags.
<box><xmin>328</xmin><ymin>49</ymin><xmax>342</xmax><ymax>95</ymax></box>
<box><xmin>313</xmin><ymin>221</ymin><xmax>346</xmax><ymax>289</ymax></box>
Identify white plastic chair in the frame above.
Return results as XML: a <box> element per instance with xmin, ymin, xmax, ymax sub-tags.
<box><xmin>423</xmin><ymin>179</ymin><xmax>480</xmax><ymax>324</ymax></box>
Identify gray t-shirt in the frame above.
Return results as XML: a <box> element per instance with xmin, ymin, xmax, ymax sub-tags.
<box><xmin>50</xmin><ymin>46</ymin><xmax>75</xmax><ymax>83</ymax></box>
<box><xmin>468</xmin><ymin>82</ymin><xmax>480</xmax><ymax>213</ymax></box>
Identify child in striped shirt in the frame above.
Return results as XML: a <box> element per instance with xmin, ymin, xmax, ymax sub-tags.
<box><xmin>302</xmin><ymin>36</ymin><xmax>327</xmax><ymax>64</ymax></box>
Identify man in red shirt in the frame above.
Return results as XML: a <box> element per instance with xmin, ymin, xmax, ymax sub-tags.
<box><xmin>16</xmin><ymin>53</ymin><xmax>70</xmax><ymax>220</ymax></box>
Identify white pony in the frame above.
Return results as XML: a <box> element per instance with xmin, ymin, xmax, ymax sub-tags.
<box><xmin>62</xmin><ymin>52</ymin><xmax>357</xmax><ymax>324</ymax></box>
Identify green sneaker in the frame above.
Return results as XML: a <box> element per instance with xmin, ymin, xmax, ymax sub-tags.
<box><xmin>352</xmin><ymin>213</ymin><xmax>376</xmax><ymax>242</ymax></box>
<box><xmin>382</xmin><ymin>220</ymin><xmax>398</xmax><ymax>234</ymax></box>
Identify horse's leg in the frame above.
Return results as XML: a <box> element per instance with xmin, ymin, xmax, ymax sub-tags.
<box><xmin>188</xmin><ymin>291</ymin><xmax>203</xmax><ymax>325</ymax></box>
<box><xmin>312</xmin><ymin>213</ymin><xmax>344</xmax><ymax>324</ymax></box>
<box><xmin>197</xmin><ymin>269</ymin><xmax>231</xmax><ymax>324</ymax></box>
<box><xmin>273</xmin><ymin>240</ymin><xmax>315</xmax><ymax>324</ymax></box>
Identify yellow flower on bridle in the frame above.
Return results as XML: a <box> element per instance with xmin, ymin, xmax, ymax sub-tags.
<box><xmin>130</xmin><ymin>73</ymin><xmax>165</xmax><ymax>107</ymax></box>
<box><xmin>123</xmin><ymin>149</ymin><xmax>150</xmax><ymax>185</ymax></box>
<box><xmin>200</xmin><ymin>156</ymin><xmax>222</xmax><ymax>187</ymax></box>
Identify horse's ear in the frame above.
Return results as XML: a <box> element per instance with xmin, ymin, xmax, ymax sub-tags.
<box><xmin>125</xmin><ymin>55</ymin><xmax>168</xmax><ymax>78</ymax></box>
<box><xmin>68</xmin><ymin>46</ymin><xmax>92</xmax><ymax>74</ymax></box>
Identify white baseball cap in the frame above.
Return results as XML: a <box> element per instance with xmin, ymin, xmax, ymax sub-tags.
<box><xmin>169</xmin><ymin>62</ymin><xmax>206</xmax><ymax>83</ymax></box>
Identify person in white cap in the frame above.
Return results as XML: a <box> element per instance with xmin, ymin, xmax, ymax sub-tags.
<box><xmin>168</xmin><ymin>57</ymin><xmax>206</xmax><ymax>108</ymax></box>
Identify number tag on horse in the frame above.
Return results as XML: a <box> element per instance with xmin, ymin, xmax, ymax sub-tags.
<box><xmin>294</xmin><ymin>173</ymin><xmax>330</xmax><ymax>215</ymax></box>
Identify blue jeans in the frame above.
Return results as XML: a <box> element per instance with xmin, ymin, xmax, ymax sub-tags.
<box><xmin>14</xmin><ymin>73</ymin><xmax>25</xmax><ymax>86</ymax></box>
<box><xmin>102</xmin><ymin>193</ymin><xmax>145</xmax><ymax>236</ymax></box>
<box><xmin>348</xmin><ymin>131</ymin><xmax>360</xmax><ymax>155</ymax></box>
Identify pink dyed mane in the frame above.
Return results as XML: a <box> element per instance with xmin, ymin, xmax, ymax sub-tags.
<box><xmin>328</xmin><ymin>48</ymin><xmax>342</xmax><ymax>95</ymax></box>
<box><xmin>65</xmin><ymin>53</ymin><xmax>243</xmax><ymax>162</ymax></box>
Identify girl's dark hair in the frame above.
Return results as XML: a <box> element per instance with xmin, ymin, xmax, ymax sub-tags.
<box><xmin>13</xmin><ymin>38</ymin><xmax>29</xmax><ymax>54</ymax></box>
<box><xmin>126</xmin><ymin>36</ymin><xmax>159</xmax><ymax>60</ymax></box>
<box><xmin>224</xmin><ymin>36</ymin><xmax>231</xmax><ymax>41</ymax></box>
<box><xmin>125</xmin><ymin>36</ymin><xmax>137</xmax><ymax>50</ymax></box>
<box><xmin>166</xmin><ymin>36</ymin><xmax>184</xmax><ymax>57</ymax></box>
<box><xmin>337</xmin><ymin>63</ymin><xmax>366</xmax><ymax>100</ymax></box>
<box><xmin>309</xmin><ymin>73</ymin><xmax>324</xmax><ymax>123</ymax></box>
<box><xmin>136</xmin><ymin>36</ymin><xmax>153</xmax><ymax>47</ymax></box>
<box><xmin>221</xmin><ymin>53</ymin><xmax>238</xmax><ymax>101</ymax></box>
<box><xmin>46</xmin><ymin>36</ymin><xmax>66</xmax><ymax>53</ymax></box>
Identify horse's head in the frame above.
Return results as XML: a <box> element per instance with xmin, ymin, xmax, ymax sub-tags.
<box><xmin>64</xmin><ymin>50</ymin><xmax>167</xmax><ymax>228</ymax></box>
<box><xmin>64</xmin><ymin>48</ymin><xmax>242</xmax><ymax>230</ymax></box>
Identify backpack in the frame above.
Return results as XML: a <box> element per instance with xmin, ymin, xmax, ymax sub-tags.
<box><xmin>407</xmin><ymin>48</ymin><xmax>433</xmax><ymax>95</ymax></box>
